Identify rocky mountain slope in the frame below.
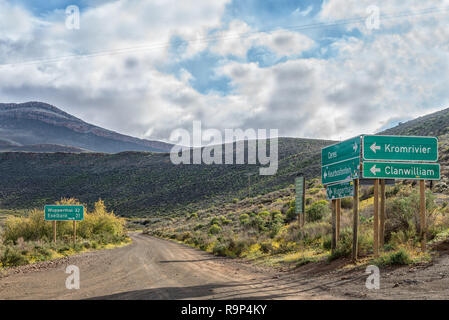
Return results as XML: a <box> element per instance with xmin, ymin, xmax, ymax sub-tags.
<box><xmin>0</xmin><ymin>102</ymin><xmax>172</xmax><ymax>153</ymax></box>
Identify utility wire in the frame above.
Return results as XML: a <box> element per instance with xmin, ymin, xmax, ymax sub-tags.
<box><xmin>1</xmin><ymin>6</ymin><xmax>448</xmax><ymax>68</ymax></box>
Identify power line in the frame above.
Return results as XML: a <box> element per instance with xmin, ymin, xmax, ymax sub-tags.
<box><xmin>1</xmin><ymin>5</ymin><xmax>448</xmax><ymax>68</ymax></box>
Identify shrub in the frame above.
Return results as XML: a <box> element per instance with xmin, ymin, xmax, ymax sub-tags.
<box><xmin>374</xmin><ymin>248</ymin><xmax>412</xmax><ymax>266</ymax></box>
<box><xmin>285</xmin><ymin>206</ymin><xmax>297</xmax><ymax>222</ymax></box>
<box><xmin>384</xmin><ymin>190</ymin><xmax>436</xmax><ymax>243</ymax></box>
<box><xmin>188</xmin><ymin>213</ymin><xmax>198</xmax><ymax>220</ymax></box>
<box><xmin>0</xmin><ymin>246</ymin><xmax>29</xmax><ymax>267</ymax></box>
<box><xmin>2</xmin><ymin>198</ymin><xmax>126</xmax><ymax>245</ymax></box>
<box><xmin>239</xmin><ymin>213</ymin><xmax>250</xmax><ymax>225</ymax></box>
<box><xmin>306</xmin><ymin>200</ymin><xmax>330</xmax><ymax>222</ymax></box>
<box><xmin>209</xmin><ymin>224</ymin><xmax>222</xmax><ymax>235</ymax></box>
<box><xmin>209</xmin><ymin>217</ymin><xmax>220</xmax><ymax>225</ymax></box>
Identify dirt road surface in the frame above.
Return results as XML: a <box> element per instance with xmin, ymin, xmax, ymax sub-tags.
<box><xmin>0</xmin><ymin>233</ymin><xmax>448</xmax><ymax>300</ymax></box>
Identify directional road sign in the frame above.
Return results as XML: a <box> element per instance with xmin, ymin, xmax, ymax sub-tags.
<box><xmin>326</xmin><ymin>180</ymin><xmax>354</xmax><ymax>200</ymax></box>
<box><xmin>45</xmin><ymin>205</ymin><xmax>84</xmax><ymax>221</ymax></box>
<box><xmin>322</xmin><ymin>136</ymin><xmax>361</xmax><ymax>166</ymax></box>
<box><xmin>363</xmin><ymin>135</ymin><xmax>438</xmax><ymax>162</ymax></box>
<box><xmin>322</xmin><ymin>157</ymin><xmax>360</xmax><ymax>185</ymax></box>
<box><xmin>362</xmin><ymin>161</ymin><xmax>440</xmax><ymax>180</ymax></box>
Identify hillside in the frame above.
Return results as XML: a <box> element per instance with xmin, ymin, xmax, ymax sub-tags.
<box><xmin>0</xmin><ymin>102</ymin><xmax>172</xmax><ymax>153</ymax></box>
<box><xmin>380</xmin><ymin>107</ymin><xmax>449</xmax><ymax>136</ymax></box>
<box><xmin>2</xmin><ymin>106</ymin><xmax>449</xmax><ymax>217</ymax></box>
<box><xmin>0</xmin><ymin>137</ymin><xmax>331</xmax><ymax>216</ymax></box>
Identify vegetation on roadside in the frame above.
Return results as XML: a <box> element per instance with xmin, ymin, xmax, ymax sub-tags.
<box><xmin>0</xmin><ymin>198</ymin><xmax>129</xmax><ymax>268</ymax></box>
<box><xmin>144</xmin><ymin>179</ymin><xmax>449</xmax><ymax>269</ymax></box>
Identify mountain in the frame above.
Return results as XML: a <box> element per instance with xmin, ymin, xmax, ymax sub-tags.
<box><xmin>0</xmin><ymin>138</ymin><xmax>332</xmax><ymax>216</ymax></box>
<box><xmin>1</xmin><ymin>106</ymin><xmax>449</xmax><ymax>217</ymax></box>
<box><xmin>380</xmin><ymin>107</ymin><xmax>449</xmax><ymax>136</ymax></box>
<box><xmin>0</xmin><ymin>102</ymin><xmax>172</xmax><ymax>153</ymax></box>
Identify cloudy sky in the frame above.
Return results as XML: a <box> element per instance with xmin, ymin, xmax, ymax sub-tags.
<box><xmin>1</xmin><ymin>0</ymin><xmax>449</xmax><ymax>143</ymax></box>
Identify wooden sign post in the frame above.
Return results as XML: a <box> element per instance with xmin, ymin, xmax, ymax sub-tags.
<box><xmin>336</xmin><ymin>198</ymin><xmax>341</xmax><ymax>241</ymax></box>
<box><xmin>373</xmin><ymin>179</ymin><xmax>379</xmax><ymax>257</ymax></box>
<box><xmin>352</xmin><ymin>178</ymin><xmax>359</xmax><ymax>262</ymax></box>
<box><xmin>420</xmin><ymin>180</ymin><xmax>427</xmax><ymax>251</ymax></box>
<box><xmin>73</xmin><ymin>221</ymin><xmax>77</xmax><ymax>244</ymax></box>
<box><xmin>45</xmin><ymin>205</ymin><xmax>84</xmax><ymax>245</ymax></box>
<box><xmin>379</xmin><ymin>179</ymin><xmax>386</xmax><ymax>249</ymax></box>
<box><xmin>53</xmin><ymin>221</ymin><xmax>57</xmax><ymax>243</ymax></box>
<box><xmin>331</xmin><ymin>199</ymin><xmax>337</xmax><ymax>253</ymax></box>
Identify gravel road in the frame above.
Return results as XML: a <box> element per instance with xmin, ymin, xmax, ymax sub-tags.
<box><xmin>0</xmin><ymin>233</ymin><xmax>338</xmax><ymax>300</ymax></box>
<box><xmin>1</xmin><ymin>233</ymin><xmax>448</xmax><ymax>300</ymax></box>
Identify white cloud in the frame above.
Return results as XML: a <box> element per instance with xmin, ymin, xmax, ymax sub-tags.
<box><xmin>1</xmin><ymin>0</ymin><xmax>449</xmax><ymax>144</ymax></box>
<box><xmin>210</xmin><ymin>20</ymin><xmax>315</xmax><ymax>58</ymax></box>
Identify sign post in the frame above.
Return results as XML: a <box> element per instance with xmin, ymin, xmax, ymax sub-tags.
<box><xmin>322</xmin><ymin>137</ymin><xmax>361</xmax><ymax>260</ymax></box>
<box><xmin>380</xmin><ymin>179</ymin><xmax>386</xmax><ymax>249</ymax></box>
<box><xmin>336</xmin><ymin>199</ymin><xmax>341</xmax><ymax>241</ymax></box>
<box><xmin>352</xmin><ymin>178</ymin><xmax>359</xmax><ymax>262</ymax></box>
<box><xmin>420</xmin><ymin>180</ymin><xmax>427</xmax><ymax>251</ymax></box>
<box><xmin>373</xmin><ymin>179</ymin><xmax>379</xmax><ymax>257</ymax></box>
<box><xmin>362</xmin><ymin>135</ymin><xmax>440</xmax><ymax>255</ymax></box>
<box><xmin>53</xmin><ymin>221</ymin><xmax>57</xmax><ymax>243</ymax></box>
<box><xmin>45</xmin><ymin>205</ymin><xmax>84</xmax><ymax>243</ymax></box>
<box><xmin>331</xmin><ymin>199</ymin><xmax>337</xmax><ymax>253</ymax></box>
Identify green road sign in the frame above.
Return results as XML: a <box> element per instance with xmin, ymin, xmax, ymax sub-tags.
<box><xmin>321</xmin><ymin>136</ymin><xmax>361</xmax><ymax>166</ymax></box>
<box><xmin>322</xmin><ymin>157</ymin><xmax>360</xmax><ymax>185</ymax></box>
<box><xmin>363</xmin><ymin>135</ymin><xmax>438</xmax><ymax>162</ymax></box>
<box><xmin>326</xmin><ymin>180</ymin><xmax>354</xmax><ymax>200</ymax></box>
<box><xmin>362</xmin><ymin>161</ymin><xmax>440</xmax><ymax>180</ymax></box>
<box><xmin>295</xmin><ymin>176</ymin><xmax>305</xmax><ymax>214</ymax></box>
<box><xmin>45</xmin><ymin>205</ymin><xmax>84</xmax><ymax>221</ymax></box>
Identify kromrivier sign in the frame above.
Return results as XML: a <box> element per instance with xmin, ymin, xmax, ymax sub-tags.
<box><xmin>363</xmin><ymin>135</ymin><xmax>438</xmax><ymax>162</ymax></box>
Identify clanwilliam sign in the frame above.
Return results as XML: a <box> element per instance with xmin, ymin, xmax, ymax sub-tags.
<box><xmin>362</xmin><ymin>161</ymin><xmax>440</xmax><ymax>180</ymax></box>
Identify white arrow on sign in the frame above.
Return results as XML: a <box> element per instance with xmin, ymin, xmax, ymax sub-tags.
<box><xmin>370</xmin><ymin>142</ymin><xmax>381</xmax><ymax>153</ymax></box>
<box><xmin>370</xmin><ymin>165</ymin><xmax>381</xmax><ymax>176</ymax></box>
<box><xmin>324</xmin><ymin>171</ymin><xmax>328</xmax><ymax>179</ymax></box>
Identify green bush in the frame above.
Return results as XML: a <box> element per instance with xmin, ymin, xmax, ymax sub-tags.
<box><xmin>239</xmin><ymin>213</ymin><xmax>250</xmax><ymax>225</ymax></box>
<box><xmin>374</xmin><ymin>248</ymin><xmax>412</xmax><ymax>266</ymax></box>
<box><xmin>209</xmin><ymin>224</ymin><xmax>222</xmax><ymax>235</ymax></box>
<box><xmin>0</xmin><ymin>246</ymin><xmax>29</xmax><ymax>267</ymax></box>
<box><xmin>306</xmin><ymin>200</ymin><xmax>330</xmax><ymax>222</ymax></box>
